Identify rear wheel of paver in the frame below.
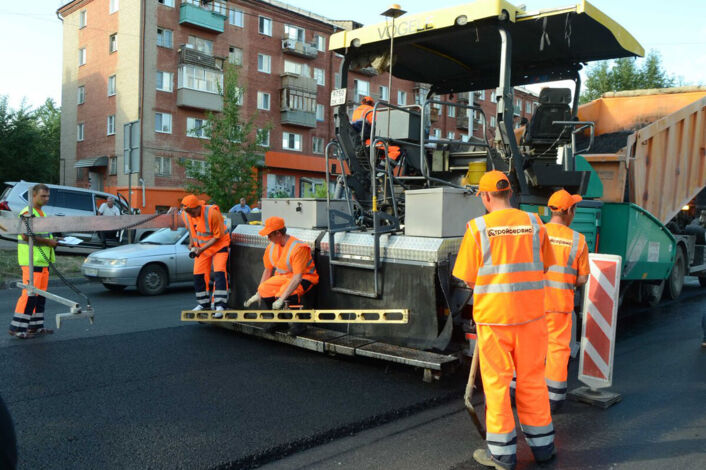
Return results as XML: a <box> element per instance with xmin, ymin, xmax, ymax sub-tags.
<box><xmin>664</xmin><ymin>247</ymin><xmax>686</xmax><ymax>300</ymax></box>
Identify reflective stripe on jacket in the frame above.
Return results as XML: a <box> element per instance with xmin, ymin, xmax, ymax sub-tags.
<box><xmin>467</xmin><ymin>209</ymin><xmax>547</xmax><ymax>325</ymax></box>
<box><xmin>182</xmin><ymin>205</ymin><xmax>230</xmax><ymax>256</ymax></box>
<box><xmin>544</xmin><ymin>223</ymin><xmax>585</xmax><ymax>313</ymax></box>
<box><xmin>265</xmin><ymin>236</ymin><xmax>318</xmax><ymax>284</ymax></box>
<box><xmin>17</xmin><ymin>206</ymin><xmax>55</xmax><ymax>266</ymax></box>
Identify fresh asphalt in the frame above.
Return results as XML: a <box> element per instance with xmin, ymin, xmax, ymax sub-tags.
<box><xmin>0</xmin><ymin>278</ymin><xmax>704</xmax><ymax>469</ymax></box>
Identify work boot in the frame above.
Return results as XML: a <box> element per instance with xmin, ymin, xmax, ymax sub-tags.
<box><xmin>212</xmin><ymin>306</ymin><xmax>224</xmax><ymax>319</ymax></box>
<box><xmin>536</xmin><ymin>447</ymin><xmax>557</xmax><ymax>465</ymax></box>
<box><xmin>192</xmin><ymin>304</ymin><xmax>205</xmax><ymax>311</ymax></box>
<box><xmin>287</xmin><ymin>323</ymin><xmax>307</xmax><ymax>337</ymax></box>
<box><xmin>473</xmin><ymin>449</ymin><xmax>513</xmax><ymax>470</ymax></box>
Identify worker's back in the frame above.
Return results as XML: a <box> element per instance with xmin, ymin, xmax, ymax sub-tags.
<box><xmin>544</xmin><ymin>222</ymin><xmax>587</xmax><ymax>313</ymax></box>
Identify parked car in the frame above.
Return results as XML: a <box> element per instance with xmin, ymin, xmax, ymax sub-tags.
<box><xmin>81</xmin><ymin>227</ymin><xmax>193</xmax><ymax>295</ymax></box>
<box><xmin>0</xmin><ymin>181</ymin><xmax>155</xmax><ymax>246</ymax></box>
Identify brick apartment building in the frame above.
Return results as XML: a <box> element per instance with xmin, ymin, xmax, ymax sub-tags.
<box><xmin>57</xmin><ymin>0</ymin><xmax>538</xmax><ymax>213</ymax></box>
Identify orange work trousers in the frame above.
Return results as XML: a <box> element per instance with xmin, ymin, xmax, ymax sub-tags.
<box><xmin>477</xmin><ymin>318</ymin><xmax>554</xmax><ymax>467</ymax></box>
<box><xmin>193</xmin><ymin>249</ymin><xmax>229</xmax><ymax>309</ymax></box>
<box><xmin>10</xmin><ymin>266</ymin><xmax>49</xmax><ymax>334</ymax></box>
<box><xmin>545</xmin><ymin>312</ymin><xmax>572</xmax><ymax>404</ymax></box>
<box><xmin>258</xmin><ymin>274</ymin><xmax>311</xmax><ymax>300</ymax></box>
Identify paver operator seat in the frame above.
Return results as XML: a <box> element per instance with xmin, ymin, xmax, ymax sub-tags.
<box><xmin>523</xmin><ymin>88</ymin><xmax>573</xmax><ymax>150</ymax></box>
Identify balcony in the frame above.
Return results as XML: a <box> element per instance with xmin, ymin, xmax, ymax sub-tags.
<box><xmin>177</xmin><ymin>88</ymin><xmax>223</xmax><ymax>112</ymax></box>
<box><xmin>281</xmin><ymin>38</ymin><xmax>318</xmax><ymax>59</ymax></box>
<box><xmin>456</xmin><ymin>92</ymin><xmax>470</xmax><ymax>103</ymax></box>
<box><xmin>179</xmin><ymin>45</ymin><xmax>217</xmax><ymax>68</ymax></box>
<box><xmin>429</xmin><ymin>107</ymin><xmax>440</xmax><ymax>123</ymax></box>
<box><xmin>356</xmin><ymin>66</ymin><xmax>378</xmax><ymax>77</ymax></box>
<box><xmin>456</xmin><ymin>115</ymin><xmax>469</xmax><ymax>129</ymax></box>
<box><xmin>179</xmin><ymin>1</ymin><xmax>226</xmax><ymax>33</ymax></box>
<box><xmin>280</xmin><ymin>73</ymin><xmax>317</xmax><ymax>128</ymax></box>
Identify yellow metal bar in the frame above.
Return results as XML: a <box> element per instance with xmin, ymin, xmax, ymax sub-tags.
<box><xmin>181</xmin><ymin>309</ymin><xmax>409</xmax><ymax>324</ymax></box>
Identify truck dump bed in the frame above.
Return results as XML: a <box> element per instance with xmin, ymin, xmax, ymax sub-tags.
<box><xmin>578</xmin><ymin>87</ymin><xmax>706</xmax><ymax>224</ymax></box>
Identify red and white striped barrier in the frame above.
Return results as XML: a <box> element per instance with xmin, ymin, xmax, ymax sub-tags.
<box><xmin>578</xmin><ymin>253</ymin><xmax>622</xmax><ymax>389</ymax></box>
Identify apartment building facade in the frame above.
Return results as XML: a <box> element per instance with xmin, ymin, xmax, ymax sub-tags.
<box><xmin>57</xmin><ymin>0</ymin><xmax>539</xmax><ymax>213</ymax></box>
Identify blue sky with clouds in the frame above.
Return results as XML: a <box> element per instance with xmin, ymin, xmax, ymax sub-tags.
<box><xmin>1</xmin><ymin>0</ymin><xmax>704</xmax><ymax>109</ymax></box>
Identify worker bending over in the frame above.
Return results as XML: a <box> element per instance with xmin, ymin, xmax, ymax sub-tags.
<box><xmin>453</xmin><ymin>171</ymin><xmax>557</xmax><ymax>470</ymax></box>
<box><xmin>544</xmin><ymin>189</ymin><xmax>589</xmax><ymax>411</ymax></box>
<box><xmin>245</xmin><ymin>217</ymin><xmax>318</xmax><ymax>334</ymax></box>
<box><xmin>182</xmin><ymin>195</ymin><xmax>230</xmax><ymax>318</ymax></box>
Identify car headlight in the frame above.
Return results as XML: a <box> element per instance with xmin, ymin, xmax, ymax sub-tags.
<box><xmin>107</xmin><ymin>258</ymin><xmax>127</xmax><ymax>266</ymax></box>
<box><xmin>83</xmin><ymin>257</ymin><xmax>91</xmax><ymax>265</ymax></box>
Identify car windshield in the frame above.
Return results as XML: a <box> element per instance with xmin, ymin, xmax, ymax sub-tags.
<box><xmin>140</xmin><ymin>228</ymin><xmax>186</xmax><ymax>245</ymax></box>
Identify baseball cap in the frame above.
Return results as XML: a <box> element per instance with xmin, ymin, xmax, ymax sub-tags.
<box><xmin>362</xmin><ymin>96</ymin><xmax>374</xmax><ymax>105</ymax></box>
<box><xmin>548</xmin><ymin>189</ymin><xmax>582</xmax><ymax>211</ymax></box>
<box><xmin>181</xmin><ymin>194</ymin><xmax>204</xmax><ymax>209</ymax></box>
<box><xmin>477</xmin><ymin>170</ymin><xmax>511</xmax><ymax>193</ymax></box>
<box><xmin>259</xmin><ymin>216</ymin><xmax>286</xmax><ymax>236</ymax></box>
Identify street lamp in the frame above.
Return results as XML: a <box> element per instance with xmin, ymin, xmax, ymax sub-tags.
<box><xmin>381</xmin><ymin>4</ymin><xmax>406</xmax><ymax>104</ymax></box>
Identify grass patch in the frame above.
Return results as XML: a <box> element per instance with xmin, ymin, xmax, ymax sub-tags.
<box><xmin>0</xmin><ymin>248</ymin><xmax>85</xmax><ymax>283</ymax></box>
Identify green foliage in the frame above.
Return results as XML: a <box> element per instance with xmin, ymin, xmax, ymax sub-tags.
<box><xmin>580</xmin><ymin>50</ymin><xmax>677</xmax><ymax>104</ymax></box>
<box><xmin>180</xmin><ymin>64</ymin><xmax>269</xmax><ymax>210</ymax></box>
<box><xmin>313</xmin><ymin>184</ymin><xmax>329</xmax><ymax>198</ymax></box>
<box><xmin>268</xmin><ymin>189</ymin><xmax>291</xmax><ymax>199</ymax></box>
<box><xmin>0</xmin><ymin>97</ymin><xmax>60</xmax><ymax>183</ymax></box>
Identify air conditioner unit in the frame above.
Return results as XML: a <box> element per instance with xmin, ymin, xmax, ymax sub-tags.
<box><xmin>282</xmin><ymin>38</ymin><xmax>295</xmax><ymax>49</ymax></box>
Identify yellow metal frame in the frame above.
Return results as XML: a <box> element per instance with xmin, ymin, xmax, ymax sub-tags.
<box><xmin>329</xmin><ymin>0</ymin><xmax>643</xmax><ymax>58</ymax></box>
<box><xmin>181</xmin><ymin>309</ymin><xmax>409</xmax><ymax>324</ymax></box>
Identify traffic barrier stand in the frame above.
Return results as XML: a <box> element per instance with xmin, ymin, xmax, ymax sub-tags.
<box><xmin>569</xmin><ymin>253</ymin><xmax>623</xmax><ymax>408</ymax></box>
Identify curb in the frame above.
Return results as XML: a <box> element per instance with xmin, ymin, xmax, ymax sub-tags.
<box><xmin>1</xmin><ymin>277</ymin><xmax>91</xmax><ymax>290</ymax></box>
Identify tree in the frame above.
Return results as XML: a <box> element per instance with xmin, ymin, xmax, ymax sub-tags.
<box><xmin>0</xmin><ymin>96</ymin><xmax>60</xmax><ymax>184</ymax></box>
<box><xmin>580</xmin><ymin>50</ymin><xmax>676</xmax><ymax>103</ymax></box>
<box><xmin>180</xmin><ymin>64</ymin><xmax>268</xmax><ymax>210</ymax></box>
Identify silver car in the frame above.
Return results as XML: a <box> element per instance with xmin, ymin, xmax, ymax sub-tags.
<box><xmin>82</xmin><ymin>227</ymin><xmax>193</xmax><ymax>295</ymax></box>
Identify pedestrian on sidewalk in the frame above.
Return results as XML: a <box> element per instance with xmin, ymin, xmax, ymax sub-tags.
<box><xmin>453</xmin><ymin>171</ymin><xmax>557</xmax><ymax>470</ymax></box>
<box><xmin>97</xmin><ymin>196</ymin><xmax>121</xmax><ymax>246</ymax></box>
<box><xmin>9</xmin><ymin>183</ymin><xmax>59</xmax><ymax>339</ymax></box>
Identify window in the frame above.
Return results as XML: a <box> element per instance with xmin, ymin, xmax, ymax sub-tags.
<box><xmin>77</xmin><ymin>123</ymin><xmax>84</xmax><ymax>141</ymax></box>
<box><xmin>526</xmin><ymin>101</ymin><xmax>532</xmax><ymax>114</ymax></box>
<box><xmin>490</xmin><ymin>91</ymin><xmax>496</xmax><ymax>102</ymax></box>
<box><xmin>185</xmin><ymin>159</ymin><xmax>207</xmax><ymax>179</ymax></box>
<box><xmin>284</xmin><ymin>24</ymin><xmax>305</xmax><ymax>42</ymax></box>
<box><xmin>448</xmin><ymin>105</ymin><xmax>456</xmax><ymax>117</ymax></box>
<box><xmin>234</xmin><ymin>87</ymin><xmax>244</xmax><ymax>106</ymax></box>
<box><xmin>156</xmin><ymin>71</ymin><xmax>173</xmax><ymax>92</ymax></box>
<box><xmin>267</xmin><ymin>174</ymin><xmax>295</xmax><ymax>198</ymax></box>
<box><xmin>315</xmin><ymin>35</ymin><xmax>326</xmax><ymax>52</ymax></box>
<box><xmin>109</xmin><ymin>0</ymin><xmax>119</xmax><ymax>14</ymax></box>
<box><xmin>478</xmin><ymin>90</ymin><xmax>486</xmax><ymax>100</ymax></box>
<box><xmin>447</xmin><ymin>132</ymin><xmax>455</xmax><ymax>139</ymax></box>
<box><xmin>353</xmin><ymin>79</ymin><xmax>369</xmax><ymax>101</ymax></box>
<box><xmin>312</xmin><ymin>137</ymin><xmax>324</xmax><ymax>154</ymax></box>
<box><xmin>282</xmin><ymin>132</ymin><xmax>302</xmax><ymax>151</ymax></box>
<box><xmin>187</xmin><ymin>35</ymin><xmax>213</xmax><ymax>56</ymax></box>
<box><xmin>109</xmin><ymin>33</ymin><xmax>117</xmax><ymax>53</ymax></box>
<box><xmin>257</xmin><ymin>129</ymin><xmax>270</xmax><ymax>147</ymax></box>
<box><xmin>284</xmin><ymin>60</ymin><xmax>310</xmax><ymax>77</ymax></box>
<box><xmin>78</xmin><ymin>10</ymin><xmax>86</xmax><ymax>28</ymax></box>
<box><xmin>258</xmin><ymin>16</ymin><xmax>272</xmax><ymax>36</ymax></box>
<box><xmin>78</xmin><ymin>48</ymin><xmax>86</xmax><ymax>66</ymax></box>
<box><xmin>316</xmin><ymin>104</ymin><xmax>324</xmax><ymax>121</ymax></box>
<box><xmin>178</xmin><ymin>65</ymin><xmax>223</xmax><ymax>94</ymax></box>
<box><xmin>157</xmin><ymin>28</ymin><xmax>172</xmax><ymax>48</ymax></box>
<box><xmin>379</xmin><ymin>85</ymin><xmax>389</xmax><ymax>101</ymax></box>
<box><xmin>257</xmin><ymin>54</ymin><xmax>271</xmax><ymax>73</ymax></box>
<box><xmin>155</xmin><ymin>112</ymin><xmax>172</xmax><ymax>133</ymax></box>
<box><xmin>158</xmin><ymin>0</ymin><xmax>175</xmax><ymax>7</ymax></box>
<box><xmin>108</xmin><ymin>156</ymin><xmax>117</xmax><ymax>175</ymax></box>
<box><xmin>397</xmin><ymin>90</ymin><xmax>407</xmax><ymax>105</ymax></box>
<box><xmin>335</xmin><ymin>73</ymin><xmax>341</xmax><ymax>89</ymax></box>
<box><xmin>154</xmin><ymin>156</ymin><xmax>172</xmax><ymax>177</ymax></box>
<box><xmin>490</xmin><ymin>116</ymin><xmax>496</xmax><ymax>127</ymax></box>
<box><xmin>108</xmin><ymin>75</ymin><xmax>116</xmax><ymax>96</ymax></box>
<box><xmin>432</xmin><ymin>128</ymin><xmax>441</xmax><ymax>139</ymax></box>
<box><xmin>257</xmin><ymin>92</ymin><xmax>270</xmax><ymax>110</ymax></box>
<box><xmin>186</xmin><ymin>117</ymin><xmax>209</xmax><ymax>138</ymax></box>
<box><xmin>77</xmin><ymin>86</ymin><xmax>85</xmax><ymax>105</ymax></box>
<box><xmin>516</xmin><ymin>98</ymin><xmax>522</xmax><ymax>109</ymax></box>
<box><xmin>228</xmin><ymin>46</ymin><xmax>242</xmax><ymax>65</ymax></box>
<box><xmin>314</xmin><ymin>68</ymin><xmax>325</xmax><ymax>86</ymax></box>
<box><xmin>107</xmin><ymin>115</ymin><xmax>115</xmax><ymax>135</ymax></box>
<box><xmin>229</xmin><ymin>8</ymin><xmax>244</xmax><ymax>27</ymax></box>
<box><xmin>281</xmin><ymin>89</ymin><xmax>316</xmax><ymax>113</ymax></box>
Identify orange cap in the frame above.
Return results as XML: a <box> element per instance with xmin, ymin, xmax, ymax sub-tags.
<box><xmin>548</xmin><ymin>189</ymin><xmax>582</xmax><ymax>211</ymax></box>
<box><xmin>362</xmin><ymin>96</ymin><xmax>374</xmax><ymax>105</ymax></box>
<box><xmin>258</xmin><ymin>216</ymin><xmax>286</xmax><ymax>236</ymax></box>
<box><xmin>181</xmin><ymin>194</ymin><xmax>204</xmax><ymax>209</ymax></box>
<box><xmin>477</xmin><ymin>170</ymin><xmax>511</xmax><ymax>193</ymax></box>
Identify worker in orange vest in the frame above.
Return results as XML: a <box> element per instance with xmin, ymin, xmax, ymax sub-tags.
<box><xmin>453</xmin><ymin>171</ymin><xmax>557</xmax><ymax>470</ymax></box>
<box><xmin>544</xmin><ymin>189</ymin><xmax>589</xmax><ymax>411</ymax></box>
<box><xmin>244</xmin><ymin>216</ymin><xmax>319</xmax><ymax>335</ymax></box>
<box><xmin>182</xmin><ymin>195</ymin><xmax>231</xmax><ymax>318</ymax></box>
<box><xmin>352</xmin><ymin>96</ymin><xmax>402</xmax><ymax>161</ymax></box>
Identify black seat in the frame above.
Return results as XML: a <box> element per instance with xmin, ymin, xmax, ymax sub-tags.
<box><xmin>524</xmin><ymin>88</ymin><xmax>572</xmax><ymax>146</ymax></box>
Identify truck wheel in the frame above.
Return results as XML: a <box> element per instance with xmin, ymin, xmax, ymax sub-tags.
<box><xmin>641</xmin><ymin>280</ymin><xmax>664</xmax><ymax>308</ymax></box>
<box><xmin>137</xmin><ymin>264</ymin><xmax>168</xmax><ymax>296</ymax></box>
<box><xmin>664</xmin><ymin>247</ymin><xmax>686</xmax><ymax>300</ymax></box>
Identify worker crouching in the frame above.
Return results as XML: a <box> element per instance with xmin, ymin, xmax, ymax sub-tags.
<box><xmin>453</xmin><ymin>171</ymin><xmax>557</xmax><ymax>470</ymax></box>
<box><xmin>244</xmin><ymin>216</ymin><xmax>319</xmax><ymax>336</ymax></box>
<box><xmin>182</xmin><ymin>195</ymin><xmax>230</xmax><ymax>319</ymax></box>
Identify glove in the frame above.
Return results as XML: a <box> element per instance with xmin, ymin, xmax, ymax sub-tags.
<box><xmin>243</xmin><ymin>293</ymin><xmax>260</xmax><ymax>308</ymax></box>
<box><xmin>272</xmin><ymin>298</ymin><xmax>284</xmax><ymax>310</ymax></box>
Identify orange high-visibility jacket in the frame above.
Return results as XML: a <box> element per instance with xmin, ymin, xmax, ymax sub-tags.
<box><xmin>264</xmin><ymin>236</ymin><xmax>319</xmax><ymax>284</ymax></box>
<box><xmin>453</xmin><ymin>208</ymin><xmax>556</xmax><ymax>325</ymax></box>
<box><xmin>182</xmin><ymin>205</ymin><xmax>230</xmax><ymax>257</ymax></box>
<box><xmin>544</xmin><ymin>222</ymin><xmax>589</xmax><ymax>313</ymax></box>
<box><xmin>352</xmin><ymin>104</ymin><xmax>374</xmax><ymax>125</ymax></box>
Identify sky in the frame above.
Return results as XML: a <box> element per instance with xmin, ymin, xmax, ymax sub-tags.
<box><xmin>1</xmin><ymin>0</ymin><xmax>704</xmax><ymax>110</ymax></box>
